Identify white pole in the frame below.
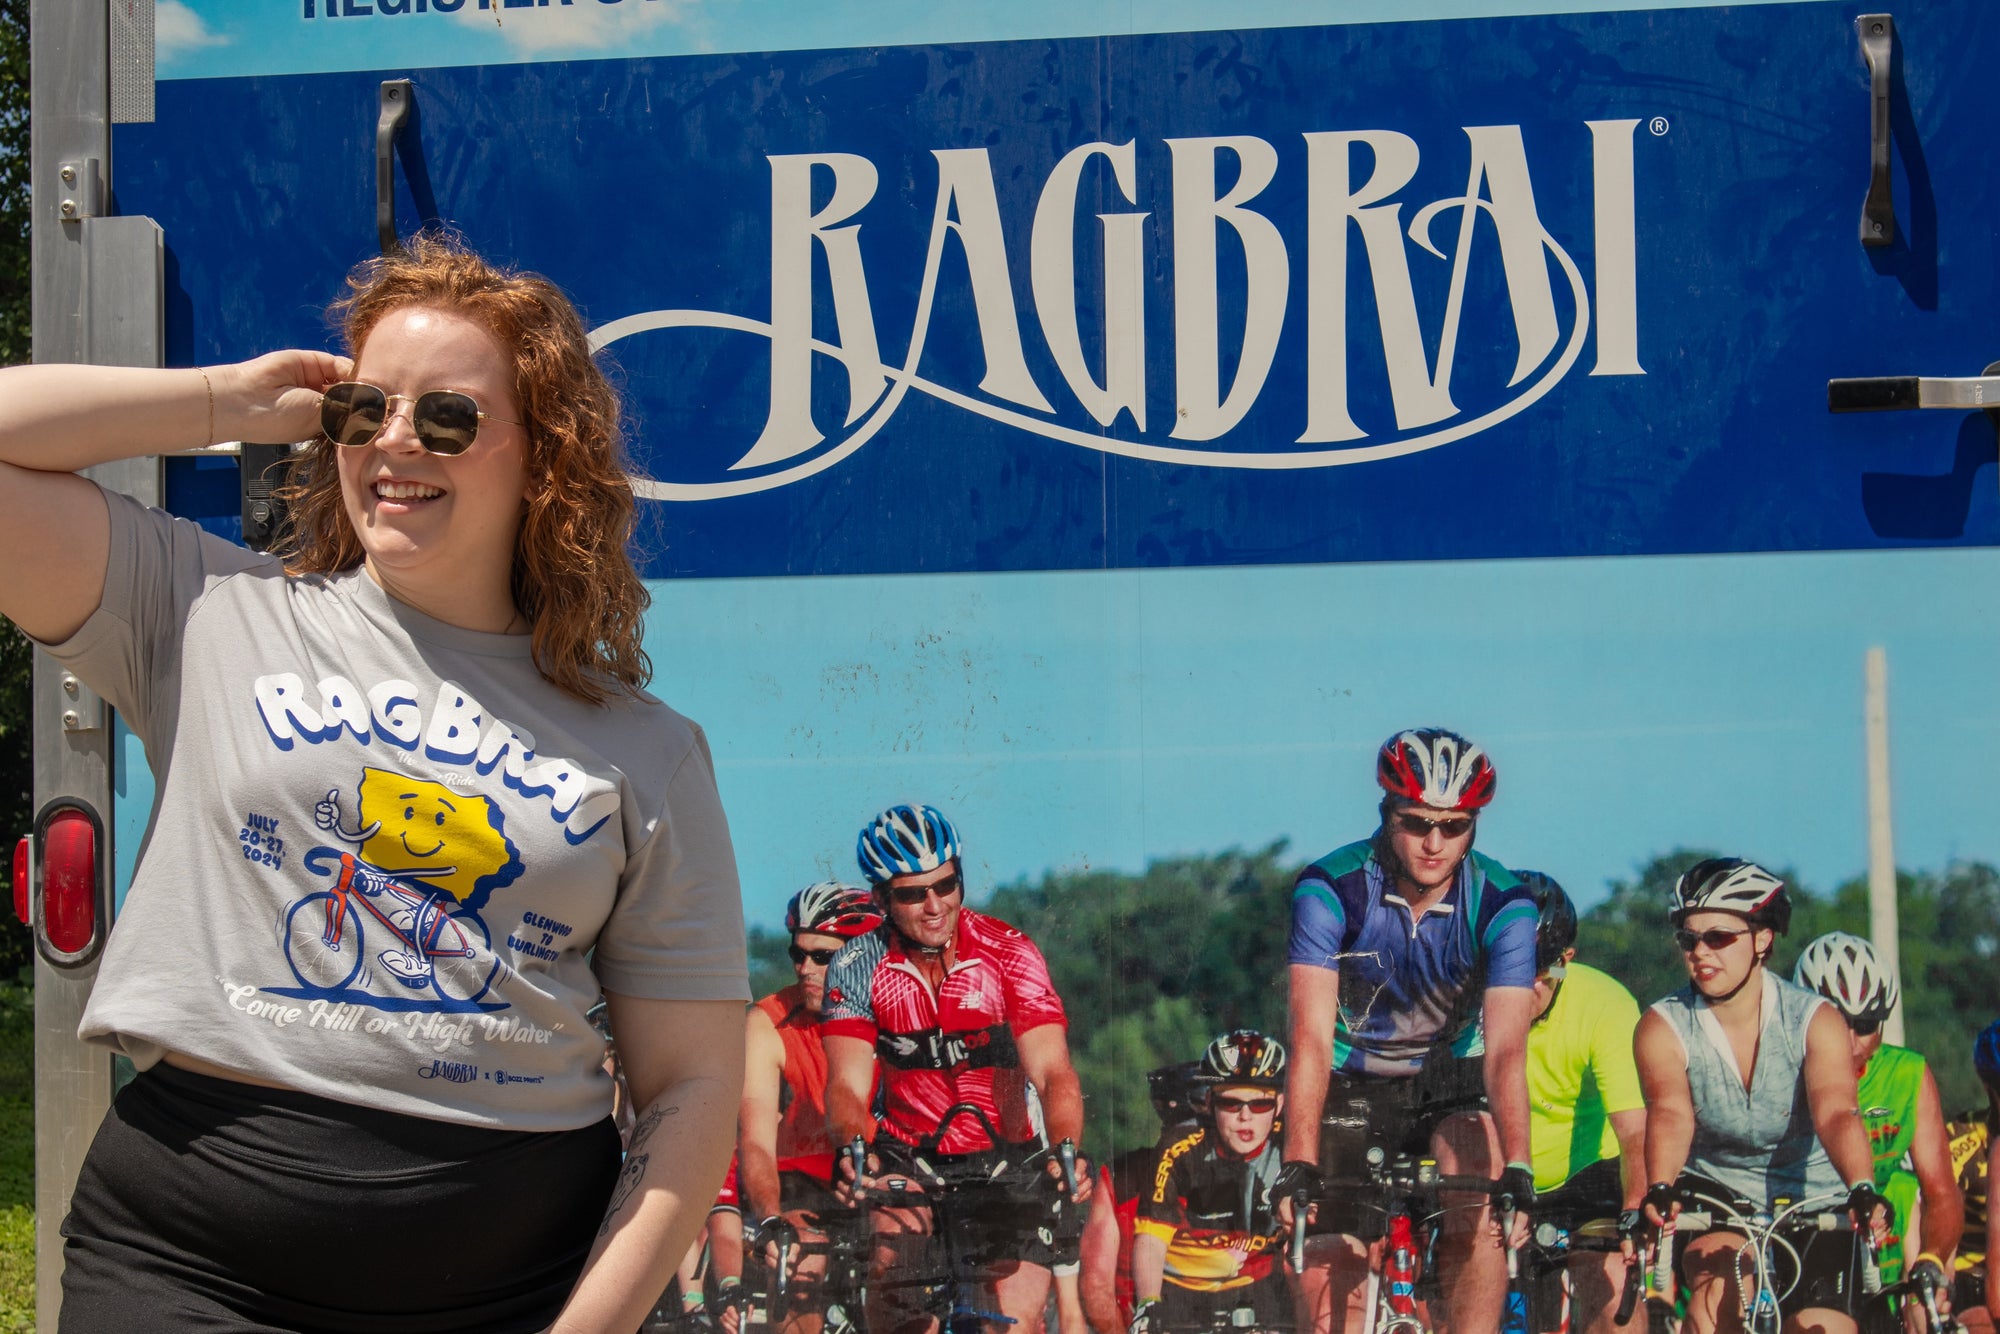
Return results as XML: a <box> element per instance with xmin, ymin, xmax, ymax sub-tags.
<box><xmin>1865</xmin><ymin>646</ymin><xmax>1905</xmax><ymax>1046</ymax></box>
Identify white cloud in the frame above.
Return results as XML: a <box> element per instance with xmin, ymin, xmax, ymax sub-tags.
<box><xmin>155</xmin><ymin>0</ymin><xmax>231</xmax><ymax>57</ymax></box>
<box><xmin>477</xmin><ymin>0</ymin><xmax>702</xmax><ymax>58</ymax></box>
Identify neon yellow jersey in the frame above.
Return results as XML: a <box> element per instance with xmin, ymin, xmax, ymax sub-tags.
<box><xmin>1526</xmin><ymin>961</ymin><xmax>1645</xmax><ymax>1193</ymax></box>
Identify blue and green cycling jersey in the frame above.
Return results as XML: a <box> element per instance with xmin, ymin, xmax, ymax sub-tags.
<box><xmin>1288</xmin><ymin>841</ymin><xmax>1537</xmax><ymax>1078</ymax></box>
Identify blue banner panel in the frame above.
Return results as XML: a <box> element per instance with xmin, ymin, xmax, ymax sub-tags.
<box><xmin>119</xmin><ymin>1</ymin><xmax>1997</xmax><ymax>577</ymax></box>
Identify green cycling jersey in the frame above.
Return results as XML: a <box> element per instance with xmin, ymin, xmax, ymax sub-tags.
<box><xmin>1857</xmin><ymin>1043</ymin><xmax>1928</xmax><ymax>1288</ymax></box>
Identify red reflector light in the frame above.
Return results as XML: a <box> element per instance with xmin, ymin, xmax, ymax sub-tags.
<box><xmin>10</xmin><ymin>837</ymin><xmax>24</xmax><ymax>926</ymax></box>
<box><xmin>42</xmin><ymin>807</ymin><xmax>97</xmax><ymax>956</ymax></box>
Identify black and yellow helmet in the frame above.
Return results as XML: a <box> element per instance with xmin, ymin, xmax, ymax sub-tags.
<box><xmin>1197</xmin><ymin>1029</ymin><xmax>1287</xmax><ymax>1089</ymax></box>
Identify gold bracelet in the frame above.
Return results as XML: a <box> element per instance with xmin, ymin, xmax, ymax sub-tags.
<box><xmin>197</xmin><ymin>366</ymin><xmax>214</xmax><ymax>447</ymax></box>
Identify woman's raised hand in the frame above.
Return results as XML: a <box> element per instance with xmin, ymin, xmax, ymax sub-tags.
<box><xmin>213</xmin><ymin>350</ymin><xmax>354</xmax><ymax>446</ymax></box>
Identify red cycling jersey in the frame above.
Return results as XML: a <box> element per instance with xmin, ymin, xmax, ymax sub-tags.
<box><xmin>754</xmin><ymin>983</ymin><xmax>839</xmax><ymax>1184</ymax></box>
<box><xmin>821</xmin><ymin>908</ymin><xmax>1067</xmax><ymax>1154</ymax></box>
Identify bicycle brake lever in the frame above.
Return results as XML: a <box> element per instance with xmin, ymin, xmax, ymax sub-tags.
<box><xmin>846</xmin><ymin>1135</ymin><xmax>868</xmax><ymax>1197</ymax></box>
<box><xmin>1289</xmin><ymin>1190</ymin><xmax>1309</xmax><ymax>1273</ymax></box>
<box><xmin>1058</xmin><ymin>1138</ymin><xmax>1079</xmax><ymax>1197</ymax></box>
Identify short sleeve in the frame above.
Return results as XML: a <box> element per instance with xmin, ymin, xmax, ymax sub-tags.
<box><xmin>1477</xmin><ymin>865</ymin><xmax>1539</xmax><ymax>990</ymax></box>
<box><xmin>1288</xmin><ymin>871</ymin><xmax>1348</xmax><ymax>970</ymax></box>
<box><xmin>821</xmin><ymin>933</ymin><xmax>885</xmax><ymax>1043</ymax></box>
<box><xmin>1136</xmin><ymin>1128</ymin><xmax>1195</xmax><ymax>1228</ymax></box>
<box><xmin>1001</xmin><ymin>929</ymin><xmax>1067</xmax><ymax>1034</ymax></box>
<box><xmin>39</xmin><ymin>485</ymin><xmax>267</xmax><ymax>750</ymax></box>
<box><xmin>1585</xmin><ymin>972</ymin><xmax>1646</xmax><ymax>1115</ymax></box>
<box><xmin>591</xmin><ymin>727</ymin><xmax>751</xmax><ymax>1001</ymax></box>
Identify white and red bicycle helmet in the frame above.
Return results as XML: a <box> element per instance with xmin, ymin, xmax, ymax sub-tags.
<box><xmin>785</xmin><ymin>881</ymin><xmax>883</xmax><ymax>938</ymax></box>
<box><xmin>1376</xmin><ymin>729</ymin><xmax>1496</xmax><ymax>811</ymax></box>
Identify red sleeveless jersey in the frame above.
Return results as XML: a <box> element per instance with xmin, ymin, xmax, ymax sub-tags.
<box><xmin>756</xmin><ymin>984</ymin><xmax>838</xmax><ymax>1182</ymax></box>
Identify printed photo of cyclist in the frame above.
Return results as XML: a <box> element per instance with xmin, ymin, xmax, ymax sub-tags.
<box><xmin>1635</xmin><ymin>861</ymin><xmax>1889</xmax><ymax>1334</ymax></box>
<box><xmin>1793</xmin><ymin>932</ymin><xmax>1963</xmax><ymax>1311</ymax></box>
<box><xmin>1278</xmin><ymin>729</ymin><xmax>1540</xmax><ymax>1334</ymax></box>
<box><xmin>736</xmin><ymin>882</ymin><xmax>884</xmax><ymax>1334</ymax></box>
<box><xmin>1130</xmin><ymin>1031</ymin><xmax>1291</xmax><ymax>1334</ymax></box>
<box><xmin>1514</xmin><ymin>870</ymin><xmax>1649</xmax><ymax>1334</ymax></box>
<box><xmin>822</xmin><ymin>803</ymin><xmax>1092</xmax><ymax>1334</ymax></box>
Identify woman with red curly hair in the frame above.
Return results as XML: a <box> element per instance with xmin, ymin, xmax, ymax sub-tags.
<box><xmin>0</xmin><ymin>233</ymin><xmax>748</xmax><ymax>1333</ymax></box>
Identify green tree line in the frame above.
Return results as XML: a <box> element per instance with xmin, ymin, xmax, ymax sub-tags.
<box><xmin>750</xmin><ymin>845</ymin><xmax>2000</xmax><ymax>1158</ymax></box>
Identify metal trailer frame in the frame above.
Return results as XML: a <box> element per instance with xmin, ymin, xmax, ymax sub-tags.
<box><xmin>28</xmin><ymin>2</ymin><xmax>161</xmax><ymax>1325</ymax></box>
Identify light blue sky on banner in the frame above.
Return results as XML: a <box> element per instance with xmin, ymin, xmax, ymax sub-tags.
<box><xmin>158</xmin><ymin>0</ymin><xmax>1826</xmax><ymax>81</ymax></box>
<box><xmin>641</xmin><ymin>542</ymin><xmax>2000</xmax><ymax>929</ymax></box>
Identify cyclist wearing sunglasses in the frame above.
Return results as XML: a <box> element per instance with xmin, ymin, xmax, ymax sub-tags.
<box><xmin>1794</xmin><ymin>933</ymin><xmax>1964</xmax><ymax>1309</ymax></box>
<box><xmin>1635</xmin><ymin>860</ymin><xmax>1886</xmax><ymax>1334</ymax></box>
<box><xmin>1279</xmin><ymin>728</ymin><xmax>1541</xmax><ymax>1334</ymax></box>
<box><xmin>823</xmin><ymin>802</ymin><xmax>1090</xmax><ymax>1334</ymax></box>
<box><xmin>1130</xmin><ymin>1032</ymin><xmax>1292</xmax><ymax>1334</ymax></box>
<box><xmin>1513</xmin><ymin>870</ymin><xmax>1650</xmax><ymax>1334</ymax></box>
<box><xmin>737</xmin><ymin>882</ymin><xmax>885</xmax><ymax>1334</ymax></box>
<box><xmin>0</xmin><ymin>235</ymin><xmax>749</xmax><ymax>1334</ymax></box>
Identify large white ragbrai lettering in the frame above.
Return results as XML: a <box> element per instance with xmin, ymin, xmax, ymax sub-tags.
<box><xmin>592</xmin><ymin>120</ymin><xmax>1644</xmax><ymax>500</ymax></box>
<box><xmin>251</xmin><ymin>674</ymin><xmax>620</xmax><ymax>842</ymax></box>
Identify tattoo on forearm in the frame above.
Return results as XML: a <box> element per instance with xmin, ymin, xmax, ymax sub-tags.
<box><xmin>598</xmin><ymin>1104</ymin><xmax>681</xmax><ymax>1236</ymax></box>
<box><xmin>628</xmin><ymin>1103</ymin><xmax>675</xmax><ymax>1155</ymax></box>
<box><xmin>602</xmin><ymin>1154</ymin><xmax>649</xmax><ymax>1237</ymax></box>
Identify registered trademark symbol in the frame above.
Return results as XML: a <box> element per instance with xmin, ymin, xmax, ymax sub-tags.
<box><xmin>1649</xmin><ymin>116</ymin><xmax>1670</xmax><ymax>136</ymax></box>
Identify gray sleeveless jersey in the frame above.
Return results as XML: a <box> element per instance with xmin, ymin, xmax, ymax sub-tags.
<box><xmin>1650</xmin><ymin>973</ymin><xmax>1843</xmax><ymax>1208</ymax></box>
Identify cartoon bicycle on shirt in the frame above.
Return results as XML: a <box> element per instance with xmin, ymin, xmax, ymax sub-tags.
<box><xmin>281</xmin><ymin>767</ymin><xmax>523</xmax><ymax>1008</ymax></box>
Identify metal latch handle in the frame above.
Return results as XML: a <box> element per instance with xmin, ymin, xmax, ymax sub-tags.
<box><xmin>377</xmin><ymin>80</ymin><xmax>415</xmax><ymax>256</ymax></box>
<box><xmin>1829</xmin><ymin>369</ymin><xmax>2000</xmax><ymax>413</ymax></box>
<box><xmin>1858</xmin><ymin>14</ymin><xmax>1897</xmax><ymax>248</ymax></box>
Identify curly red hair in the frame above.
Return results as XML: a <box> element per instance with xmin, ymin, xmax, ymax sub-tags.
<box><xmin>278</xmin><ymin>234</ymin><xmax>651</xmax><ymax>706</ymax></box>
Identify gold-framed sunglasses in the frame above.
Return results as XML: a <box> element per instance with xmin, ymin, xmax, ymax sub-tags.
<box><xmin>319</xmin><ymin>381</ymin><xmax>520</xmax><ymax>456</ymax></box>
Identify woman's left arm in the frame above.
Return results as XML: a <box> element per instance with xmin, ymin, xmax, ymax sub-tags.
<box><xmin>550</xmin><ymin>992</ymin><xmax>746</xmax><ymax>1334</ymax></box>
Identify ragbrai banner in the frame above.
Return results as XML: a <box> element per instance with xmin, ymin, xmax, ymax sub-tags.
<box><xmin>121</xmin><ymin>1</ymin><xmax>1993</xmax><ymax>577</ymax></box>
<box><xmin>152</xmin><ymin>0</ymin><xmax>1830</xmax><ymax>80</ymax></box>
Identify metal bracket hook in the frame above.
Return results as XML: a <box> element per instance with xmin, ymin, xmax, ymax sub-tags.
<box><xmin>377</xmin><ymin>80</ymin><xmax>415</xmax><ymax>256</ymax></box>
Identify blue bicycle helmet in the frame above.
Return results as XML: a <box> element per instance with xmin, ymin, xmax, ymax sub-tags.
<box><xmin>856</xmin><ymin>803</ymin><xmax>961</xmax><ymax>885</ymax></box>
<box><xmin>1975</xmin><ymin>1019</ymin><xmax>2000</xmax><ymax>1099</ymax></box>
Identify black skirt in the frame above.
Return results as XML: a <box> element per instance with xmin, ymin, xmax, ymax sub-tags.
<box><xmin>59</xmin><ymin>1063</ymin><xmax>621</xmax><ymax>1333</ymax></box>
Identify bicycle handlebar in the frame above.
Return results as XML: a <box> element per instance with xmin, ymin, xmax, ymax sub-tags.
<box><xmin>915</xmin><ymin>1101</ymin><xmax>1010</xmax><ymax>1154</ymax></box>
<box><xmin>1615</xmin><ymin>1255</ymin><xmax>1641</xmax><ymax>1325</ymax></box>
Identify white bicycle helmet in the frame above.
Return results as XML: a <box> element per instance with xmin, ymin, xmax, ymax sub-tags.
<box><xmin>855</xmin><ymin>803</ymin><xmax>961</xmax><ymax>884</ymax></box>
<box><xmin>1670</xmin><ymin>857</ymin><xmax>1791</xmax><ymax>934</ymax></box>
<box><xmin>1793</xmin><ymin>931</ymin><xmax>1899</xmax><ymax>1027</ymax></box>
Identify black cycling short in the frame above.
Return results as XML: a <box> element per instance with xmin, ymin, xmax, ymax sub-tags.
<box><xmin>1953</xmin><ymin>1263</ymin><xmax>1984</xmax><ymax>1313</ymax></box>
<box><xmin>873</xmin><ymin>1135</ymin><xmax>1079</xmax><ymax>1270</ymax></box>
<box><xmin>60</xmin><ymin>1063</ymin><xmax>621</xmax><ymax>1334</ymax></box>
<box><xmin>1157</xmin><ymin>1272</ymin><xmax>1290</xmax><ymax>1332</ymax></box>
<box><xmin>1310</xmin><ymin>1058</ymin><xmax>1487</xmax><ymax>1237</ymax></box>
<box><xmin>1537</xmin><ymin>1157</ymin><xmax>1624</xmax><ymax>1233</ymax></box>
<box><xmin>1668</xmin><ymin>1172</ymin><xmax>1868</xmax><ymax>1317</ymax></box>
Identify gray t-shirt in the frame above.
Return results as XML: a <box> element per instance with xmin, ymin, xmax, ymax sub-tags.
<box><xmin>41</xmin><ymin>488</ymin><xmax>749</xmax><ymax>1130</ymax></box>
